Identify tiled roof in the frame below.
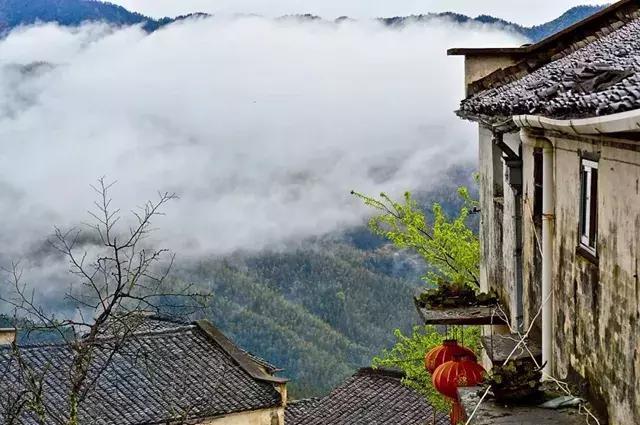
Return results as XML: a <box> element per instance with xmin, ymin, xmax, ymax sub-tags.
<box><xmin>286</xmin><ymin>368</ymin><xmax>449</xmax><ymax>425</ymax></box>
<box><xmin>460</xmin><ymin>15</ymin><xmax>640</xmax><ymax>120</ymax></box>
<box><xmin>0</xmin><ymin>318</ymin><xmax>284</xmax><ymax>425</ymax></box>
<box><xmin>284</xmin><ymin>397</ymin><xmax>322</xmax><ymax>423</ymax></box>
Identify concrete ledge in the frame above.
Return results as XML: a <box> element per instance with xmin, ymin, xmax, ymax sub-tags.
<box><xmin>415</xmin><ymin>304</ymin><xmax>507</xmax><ymax>326</ymax></box>
<box><xmin>458</xmin><ymin>387</ymin><xmax>585</xmax><ymax>424</ymax></box>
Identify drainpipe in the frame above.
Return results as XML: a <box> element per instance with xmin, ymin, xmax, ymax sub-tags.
<box><xmin>513</xmin><ymin>190</ymin><xmax>524</xmax><ymax>333</ymax></box>
<box><xmin>514</xmin><ymin>126</ymin><xmax>554</xmax><ymax>378</ymax></box>
<box><xmin>541</xmin><ymin>141</ymin><xmax>554</xmax><ymax>378</ymax></box>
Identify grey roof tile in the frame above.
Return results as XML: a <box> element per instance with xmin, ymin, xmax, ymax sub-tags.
<box><xmin>287</xmin><ymin>368</ymin><xmax>449</xmax><ymax>425</ymax></box>
<box><xmin>461</xmin><ymin>17</ymin><xmax>640</xmax><ymax>119</ymax></box>
<box><xmin>0</xmin><ymin>318</ymin><xmax>282</xmax><ymax>424</ymax></box>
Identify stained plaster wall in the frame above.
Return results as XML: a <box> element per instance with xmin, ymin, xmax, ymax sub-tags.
<box><xmin>478</xmin><ymin>126</ymin><xmax>520</xmax><ymax>327</ymax></box>
<box><xmin>200</xmin><ymin>407</ymin><xmax>285</xmax><ymax>425</ymax></box>
<box><xmin>522</xmin><ymin>130</ymin><xmax>640</xmax><ymax>425</ymax></box>
<box><xmin>521</xmin><ymin>143</ymin><xmax>543</xmax><ymax>338</ymax></box>
<box><xmin>479</xmin><ymin>126</ymin><xmax>504</xmax><ymax>296</ymax></box>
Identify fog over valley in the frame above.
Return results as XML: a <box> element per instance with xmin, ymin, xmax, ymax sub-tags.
<box><xmin>0</xmin><ymin>14</ymin><xmax>523</xmax><ymax>396</ymax></box>
<box><xmin>0</xmin><ymin>17</ymin><xmax>522</xmax><ymax>264</ymax></box>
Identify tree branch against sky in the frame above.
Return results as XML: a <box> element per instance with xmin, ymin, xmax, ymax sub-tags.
<box><xmin>0</xmin><ymin>179</ymin><xmax>209</xmax><ymax>424</ymax></box>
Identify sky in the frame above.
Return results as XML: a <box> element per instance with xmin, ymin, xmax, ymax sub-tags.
<box><xmin>0</xmin><ymin>17</ymin><xmax>524</xmax><ymax>302</ymax></box>
<box><xmin>110</xmin><ymin>0</ymin><xmax>609</xmax><ymax>27</ymax></box>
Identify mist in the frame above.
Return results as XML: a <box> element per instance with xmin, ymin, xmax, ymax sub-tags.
<box><xmin>0</xmin><ymin>17</ymin><xmax>523</xmax><ymax>294</ymax></box>
<box><xmin>111</xmin><ymin>0</ymin><xmax>608</xmax><ymax>27</ymax></box>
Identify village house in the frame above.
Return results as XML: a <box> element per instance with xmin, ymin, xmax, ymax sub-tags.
<box><xmin>443</xmin><ymin>0</ymin><xmax>640</xmax><ymax>423</ymax></box>
<box><xmin>285</xmin><ymin>368</ymin><xmax>448</xmax><ymax>424</ymax></box>
<box><xmin>0</xmin><ymin>317</ymin><xmax>287</xmax><ymax>425</ymax></box>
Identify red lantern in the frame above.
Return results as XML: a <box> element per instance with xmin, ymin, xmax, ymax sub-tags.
<box><xmin>432</xmin><ymin>355</ymin><xmax>485</xmax><ymax>399</ymax></box>
<box><xmin>424</xmin><ymin>340</ymin><xmax>477</xmax><ymax>374</ymax></box>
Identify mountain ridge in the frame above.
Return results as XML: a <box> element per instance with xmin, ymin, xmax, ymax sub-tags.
<box><xmin>0</xmin><ymin>0</ymin><xmax>607</xmax><ymax>42</ymax></box>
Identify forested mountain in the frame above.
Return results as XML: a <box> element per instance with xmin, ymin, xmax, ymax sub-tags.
<box><xmin>0</xmin><ymin>0</ymin><xmax>606</xmax><ymax>43</ymax></box>
<box><xmin>0</xmin><ymin>0</ymin><xmax>206</xmax><ymax>32</ymax></box>
<box><xmin>175</xmin><ymin>245</ymin><xmax>422</xmax><ymax>397</ymax></box>
<box><xmin>387</xmin><ymin>5</ymin><xmax>607</xmax><ymax>42</ymax></box>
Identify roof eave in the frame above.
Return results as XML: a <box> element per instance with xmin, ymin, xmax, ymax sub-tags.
<box><xmin>448</xmin><ymin>0</ymin><xmax>636</xmax><ymax>58</ymax></box>
<box><xmin>194</xmin><ymin>320</ymin><xmax>288</xmax><ymax>385</ymax></box>
<box><xmin>514</xmin><ymin>109</ymin><xmax>640</xmax><ymax>135</ymax></box>
<box><xmin>447</xmin><ymin>47</ymin><xmax>528</xmax><ymax>56</ymax></box>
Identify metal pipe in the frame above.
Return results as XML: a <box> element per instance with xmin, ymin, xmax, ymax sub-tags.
<box><xmin>514</xmin><ymin>192</ymin><xmax>524</xmax><ymax>332</ymax></box>
<box><xmin>541</xmin><ymin>142</ymin><xmax>554</xmax><ymax>378</ymax></box>
<box><xmin>517</xmin><ymin>127</ymin><xmax>554</xmax><ymax>378</ymax></box>
<box><xmin>513</xmin><ymin>109</ymin><xmax>640</xmax><ymax>135</ymax></box>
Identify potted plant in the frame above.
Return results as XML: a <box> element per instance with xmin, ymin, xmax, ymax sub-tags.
<box><xmin>415</xmin><ymin>278</ymin><xmax>498</xmax><ymax>309</ymax></box>
<box><xmin>485</xmin><ymin>359</ymin><xmax>543</xmax><ymax>404</ymax></box>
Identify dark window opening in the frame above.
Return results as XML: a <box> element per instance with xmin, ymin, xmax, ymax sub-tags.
<box><xmin>579</xmin><ymin>158</ymin><xmax>598</xmax><ymax>255</ymax></box>
<box><xmin>533</xmin><ymin>148</ymin><xmax>543</xmax><ymax>224</ymax></box>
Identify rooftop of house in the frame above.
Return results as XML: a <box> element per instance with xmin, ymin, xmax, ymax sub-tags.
<box><xmin>0</xmin><ymin>316</ymin><xmax>285</xmax><ymax>425</ymax></box>
<box><xmin>453</xmin><ymin>0</ymin><xmax>640</xmax><ymax>121</ymax></box>
<box><xmin>286</xmin><ymin>368</ymin><xmax>449</xmax><ymax>425</ymax></box>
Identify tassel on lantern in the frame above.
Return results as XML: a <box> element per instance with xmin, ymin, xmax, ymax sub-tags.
<box><xmin>450</xmin><ymin>400</ymin><xmax>466</xmax><ymax>425</ymax></box>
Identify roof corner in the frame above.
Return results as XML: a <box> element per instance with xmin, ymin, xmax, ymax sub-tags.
<box><xmin>194</xmin><ymin>319</ymin><xmax>288</xmax><ymax>384</ymax></box>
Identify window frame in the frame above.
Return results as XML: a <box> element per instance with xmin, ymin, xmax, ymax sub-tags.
<box><xmin>578</xmin><ymin>157</ymin><xmax>598</xmax><ymax>257</ymax></box>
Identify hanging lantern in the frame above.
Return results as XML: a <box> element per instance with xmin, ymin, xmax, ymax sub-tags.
<box><xmin>424</xmin><ymin>340</ymin><xmax>477</xmax><ymax>374</ymax></box>
<box><xmin>432</xmin><ymin>355</ymin><xmax>485</xmax><ymax>399</ymax></box>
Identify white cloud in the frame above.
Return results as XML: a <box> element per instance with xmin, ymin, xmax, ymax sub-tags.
<box><xmin>111</xmin><ymin>0</ymin><xmax>608</xmax><ymax>27</ymax></box>
<box><xmin>0</xmin><ymin>17</ymin><xmax>523</xmax><ymax>290</ymax></box>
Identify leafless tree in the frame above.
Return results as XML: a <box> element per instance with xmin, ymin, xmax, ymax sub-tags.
<box><xmin>0</xmin><ymin>178</ymin><xmax>209</xmax><ymax>425</ymax></box>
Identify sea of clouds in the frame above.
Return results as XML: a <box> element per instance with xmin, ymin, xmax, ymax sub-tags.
<box><xmin>0</xmin><ymin>16</ymin><xmax>523</xmax><ymax>304</ymax></box>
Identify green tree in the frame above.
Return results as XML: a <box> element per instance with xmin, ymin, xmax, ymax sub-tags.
<box><xmin>352</xmin><ymin>187</ymin><xmax>480</xmax><ymax>289</ymax></box>
<box><xmin>355</xmin><ymin>186</ymin><xmax>483</xmax><ymax>411</ymax></box>
<box><xmin>373</xmin><ymin>325</ymin><xmax>481</xmax><ymax>412</ymax></box>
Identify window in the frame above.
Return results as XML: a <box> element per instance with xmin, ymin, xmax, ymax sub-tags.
<box><xmin>579</xmin><ymin>158</ymin><xmax>598</xmax><ymax>255</ymax></box>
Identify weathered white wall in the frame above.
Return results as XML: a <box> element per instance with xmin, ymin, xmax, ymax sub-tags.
<box><xmin>478</xmin><ymin>125</ymin><xmax>505</xmax><ymax>297</ymax></box>
<box><xmin>478</xmin><ymin>126</ymin><xmax>522</xmax><ymax>327</ymax></box>
<box><xmin>502</xmin><ymin>132</ymin><xmax>522</xmax><ymax>327</ymax></box>
<box><xmin>464</xmin><ymin>55</ymin><xmax>517</xmax><ymax>95</ymax></box>
<box><xmin>0</xmin><ymin>329</ymin><xmax>15</xmax><ymax>346</ymax></box>
<box><xmin>521</xmin><ymin>142</ymin><xmax>543</xmax><ymax>338</ymax></box>
<box><xmin>200</xmin><ymin>407</ymin><xmax>284</xmax><ymax>425</ymax></box>
<box><xmin>521</xmin><ymin>130</ymin><xmax>640</xmax><ymax>425</ymax></box>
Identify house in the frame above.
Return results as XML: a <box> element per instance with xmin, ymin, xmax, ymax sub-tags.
<box><xmin>0</xmin><ymin>316</ymin><xmax>287</xmax><ymax>425</ymax></box>
<box><xmin>447</xmin><ymin>0</ymin><xmax>640</xmax><ymax>423</ymax></box>
<box><xmin>285</xmin><ymin>368</ymin><xmax>448</xmax><ymax>424</ymax></box>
